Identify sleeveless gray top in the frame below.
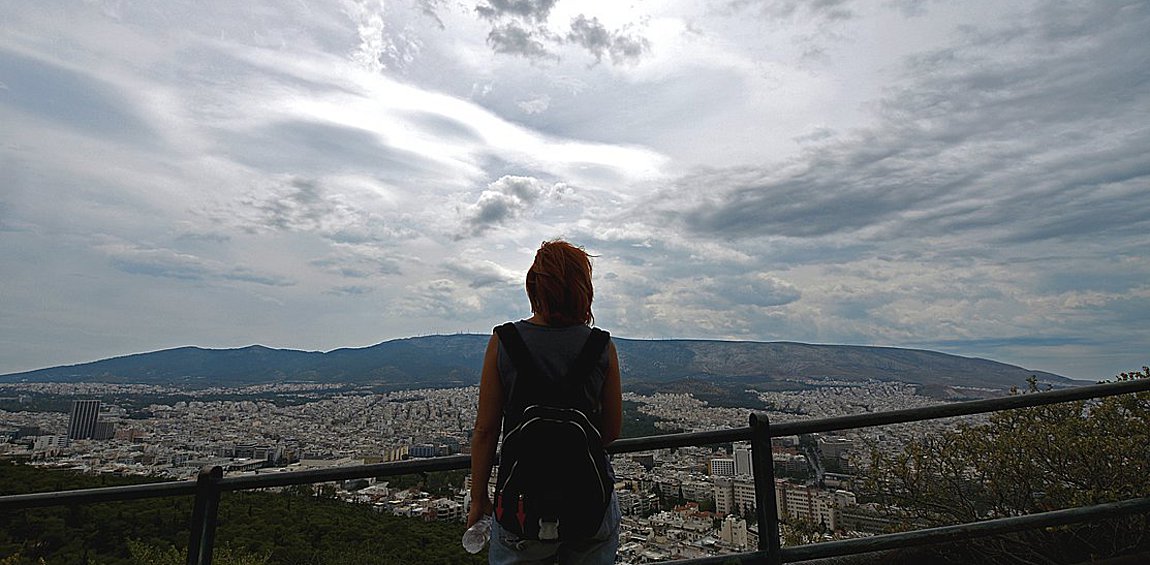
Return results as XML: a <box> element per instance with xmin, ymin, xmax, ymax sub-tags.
<box><xmin>496</xmin><ymin>320</ymin><xmax>612</xmax><ymax>419</ymax></box>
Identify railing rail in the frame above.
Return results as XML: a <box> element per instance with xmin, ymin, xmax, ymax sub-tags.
<box><xmin>2</xmin><ymin>377</ymin><xmax>1149</xmax><ymax>565</ymax></box>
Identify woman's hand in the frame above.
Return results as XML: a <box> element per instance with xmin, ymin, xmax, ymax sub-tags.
<box><xmin>467</xmin><ymin>494</ymin><xmax>493</xmax><ymax>528</ymax></box>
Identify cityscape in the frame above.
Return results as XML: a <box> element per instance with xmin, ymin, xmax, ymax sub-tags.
<box><xmin>3</xmin><ymin>0</ymin><xmax>1148</xmax><ymax>563</ymax></box>
<box><xmin>1</xmin><ymin>378</ymin><xmax>982</xmax><ymax>562</ymax></box>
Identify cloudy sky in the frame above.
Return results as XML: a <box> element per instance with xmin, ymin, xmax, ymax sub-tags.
<box><xmin>2</xmin><ymin>0</ymin><xmax>1147</xmax><ymax>380</ymax></box>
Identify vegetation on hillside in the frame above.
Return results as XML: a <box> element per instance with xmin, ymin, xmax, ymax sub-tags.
<box><xmin>3</xmin><ymin>335</ymin><xmax>1070</xmax><ymax>391</ymax></box>
<box><xmin>0</xmin><ymin>462</ymin><xmax>484</xmax><ymax>565</ymax></box>
<box><xmin>621</xmin><ymin>399</ymin><xmax>683</xmax><ymax>437</ymax></box>
<box><xmin>863</xmin><ymin>367</ymin><xmax>1150</xmax><ymax>564</ymax></box>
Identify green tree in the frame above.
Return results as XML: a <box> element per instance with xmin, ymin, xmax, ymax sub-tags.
<box><xmin>698</xmin><ymin>498</ymin><xmax>716</xmax><ymax>513</ymax></box>
<box><xmin>0</xmin><ymin>462</ymin><xmax>485</xmax><ymax>565</ymax></box>
<box><xmin>0</xmin><ymin>554</ymin><xmax>46</xmax><ymax>565</ymax></box>
<box><xmin>864</xmin><ymin>368</ymin><xmax>1150</xmax><ymax>564</ymax></box>
<box><xmin>780</xmin><ymin>518</ymin><xmax>822</xmax><ymax>546</ymax></box>
<box><xmin>127</xmin><ymin>540</ymin><xmax>270</xmax><ymax>565</ymax></box>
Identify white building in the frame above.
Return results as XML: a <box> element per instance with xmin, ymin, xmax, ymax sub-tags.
<box><xmin>774</xmin><ymin>480</ymin><xmax>857</xmax><ymax>531</ymax></box>
<box><xmin>710</xmin><ymin>457</ymin><xmax>734</xmax><ymax>477</ymax></box>
<box><xmin>733</xmin><ymin>443</ymin><xmax>753</xmax><ymax>477</ymax></box>
<box><xmin>720</xmin><ymin>515</ymin><xmax>749</xmax><ymax>548</ymax></box>
<box><xmin>714</xmin><ymin>476</ymin><xmax>758</xmax><ymax>516</ymax></box>
<box><xmin>33</xmin><ymin>435</ymin><xmax>69</xmax><ymax>452</ymax></box>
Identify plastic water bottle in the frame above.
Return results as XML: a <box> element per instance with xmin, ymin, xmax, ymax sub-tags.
<box><xmin>462</xmin><ymin>515</ymin><xmax>492</xmax><ymax>554</ymax></box>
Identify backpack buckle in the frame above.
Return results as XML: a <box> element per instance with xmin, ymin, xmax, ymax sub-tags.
<box><xmin>538</xmin><ymin>518</ymin><xmax>559</xmax><ymax>540</ymax></box>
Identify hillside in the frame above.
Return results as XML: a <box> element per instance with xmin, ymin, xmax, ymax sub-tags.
<box><xmin>0</xmin><ymin>461</ymin><xmax>484</xmax><ymax>565</ymax></box>
<box><xmin>0</xmin><ymin>334</ymin><xmax>1073</xmax><ymax>392</ymax></box>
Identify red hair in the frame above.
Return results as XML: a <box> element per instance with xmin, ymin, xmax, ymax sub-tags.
<box><xmin>526</xmin><ymin>240</ymin><xmax>595</xmax><ymax>326</ymax></box>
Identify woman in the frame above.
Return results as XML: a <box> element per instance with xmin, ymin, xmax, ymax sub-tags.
<box><xmin>467</xmin><ymin>240</ymin><xmax>623</xmax><ymax>564</ymax></box>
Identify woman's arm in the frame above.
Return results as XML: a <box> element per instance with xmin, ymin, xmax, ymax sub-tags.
<box><xmin>600</xmin><ymin>340</ymin><xmax>622</xmax><ymax>446</ymax></box>
<box><xmin>467</xmin><ymin>333</ymin><xmax>503</xmax><ymax>527</ymax></box>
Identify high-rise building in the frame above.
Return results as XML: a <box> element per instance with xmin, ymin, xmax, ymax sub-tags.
<box><xmin>714</xmin><ymin>475</ymin><xmax>758</xmax><ymax>516</ymax></box>
<box><xmin>774</xmin><ymin>480</ymin><xmax>857</xmax><ymax>531</ymax></box>
<box><xmin>67</xmin><ymin>400</ymin><xmax>101</xmax><ymax>440</ymax></box>
<box><xmin>92</xmin><ymin>420</ymin><xmax>115</xmax><ymax>441</ymax></box>
<box><xmin>734</xmin><ymin>442</ymin><xmax>754</xmax><ymax>476</ymax></box>
<box><xmin>710</xmin><ymin>457</ymin><xmax>735</xmax><ymax>477</ymax></box>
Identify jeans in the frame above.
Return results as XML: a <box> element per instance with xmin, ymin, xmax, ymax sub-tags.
<box><xmin>488</xmin><ymin>492</ymin><xmax>620</xmax><ymax>565</ymax></box>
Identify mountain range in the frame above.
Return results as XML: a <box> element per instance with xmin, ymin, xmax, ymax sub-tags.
<box><xmin>0</xmin><ymin>335</ymin><xmax>1075</xmax><ymax>395</ymax></box>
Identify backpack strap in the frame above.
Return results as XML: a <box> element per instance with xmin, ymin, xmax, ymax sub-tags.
<box><xmin>566</xmin><ymin>328</ymin><xmax>610</xmax><ymax>394</ymax></box>
<box><xmin>495</xmin><ymin>323</ymin><xmax>611</xmax><ymax>415</ymax></box>
<box><xmin>494</xmin><ymin>322</ymin><xmax>541</xmax><ymax>412</ymax></box>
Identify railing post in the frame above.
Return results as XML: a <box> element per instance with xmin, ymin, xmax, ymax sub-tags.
<box><xmin>750</xmin><ymin>413</ymin><xmax>781</xmax><ymax>565</ymax></box>
<box><xmin>187</xmin><ymin>465</ymin><xmax>223</xmax><ymax>565</ymax></box>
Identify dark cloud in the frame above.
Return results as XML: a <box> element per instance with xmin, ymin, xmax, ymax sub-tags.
<box><xmin>107</xmin><ymin>246</ymin><xmax>293</xmax><ymax>287</ymax></box>
<box><xmin>461</xmin><ymin>175</ymin><xmax>561</xmax><ymax>237</ymax></box>
<box><xmin>253</xmin><ymin>178</ymin><xmax>330</xmax><ymax>231</ymax></box>
<box><xmin>0</xmin><ymin>48</ymin><xmax>154</xmax><ymax>143</ymax></box>
<box><xmin>326</xmin><ymin>285</ymin><xmax>375</xmax><ymax>296</ymax></box>
<box><xmin>674</xmin><ymin>1</ymin><xmax>1150</xmax><ymax>248</ymax></box>
<box><xmin>472</xmin><ymin>3</ymin><xmax>649</xmax><ymax>64</ymax></box>
<box><xmin>723</xmin><ymin>0</ymin><xmax>855</xmax><ymax>21</ymax></box>
<box><xmin>708</xmin><ymin>273</ymin><xmax>802</xmax><ymax>308</ymax></box>
<box><xmin>886</xmin><ymin>0</ymin><xmax>933</xmax><ymax>18</ymax></box>
<box><xmin>476</xmin><ymin>0</ymin><xmax>558</xmax><ymax>23</ymax></box>
<box><xmin>486</xmin><ymin>22</ymin><xmax>557</xmax><ymax>60</ymax></box>
<box><xmin>310</xmin><ymin>255</ymin><xmax>402</xmax><ymax>278</ymax></box>
<box><xmin>678</xmin><ymin>159</ymin><xmax>951</xmax><ymax>238</ymax></box>
<box><xmin>566</xmin><ymin>15</ymin><xmax>650</xmax><ymax>65</ymax></box>
<box><xmin>231</xmin><ymin>176</ymin><xmax>411</xmax><ymax>246</ymax></box>
<box><xmin>221</xmin><ymin>269</ymin><xmax>295</xmax><ymax>287</ymax></box>
<box><xmin>111</xmin><ymin>256</ymin><xmax>209</xmax><ymax>282</ymax></box>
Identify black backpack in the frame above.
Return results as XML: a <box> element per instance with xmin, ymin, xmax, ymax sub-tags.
<box><xmin>492</xmin><ymin>322</ymin><xmax>614</xmax><ymax>541</ymax></box>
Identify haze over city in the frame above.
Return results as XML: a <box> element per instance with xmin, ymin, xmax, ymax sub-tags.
<box><xmin>2</xmin><ymin>0</ymin><xmax>1148</xmax><ymax>379</ymax></box>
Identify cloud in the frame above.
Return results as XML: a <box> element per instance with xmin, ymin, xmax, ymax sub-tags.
<box><xmin>486</xmin><ymin>22</ymin><xmax>557</xmax><ymax>60</ymax></box>
<box><xmin>3</xmin><ymin>0</ymin><xmax>1148</xmax><ymax>381</ymax></box>
<box><xmin>677</xmin><ymin>161</ymin><xmax>937</xmax><ymax>239</ymax></box>
<box><xmin>708</xmin><ymin>273</ymin><xmax>802</xmax><ymax>308</ymax></box>
<box><xmin>566</xmin><ymin>15</ymin><xmax>650</xmax><ymax>65</ymax></box>
<box><xmin>0</xmin><ymin>47</ymin><xmax>154</xmax><ymax>143</ymax></box>
<box><xmin>443</xmin><ymin>257</ymin><xmax>521</xmax><ymax>288</ymax></box>
<box><xmin>348</xmin><ymin>0</ymin><xmax>426</xmax><ymax>73</ymax></box>
<box><xmin>400</xmin><ymin>110</ymin><xmax>483</xmax><ymax>143</ymax></box>
<box><xmin>470</xmin><ymin>2</ymin><xmax>650</xmax><ymax>65</ymax></box>
<box><xmin>670</xmin><ymin>1</ymin><xmax>1150</xmax><ymax>249</ymax></box>
<box><xmin>309</xmin><ymin>252</ymin><xmax>402</xmax><ymax>279</ymax></box>
<box><xmin>326</xmin><ymin>285</ymin><xmax>375</xmax><ymax>296</ymax></box>
<box><xmin>723</xmin><ymin>0</ymin><xmax>855</xmax><ymax>22</ymax></box>
<box><xmin>222</xmin><ymin>176</ymin><xmax>415</xmax><ymax>246</ymax></box>
<box><xmin>886</xmin><ymin>0</ymin><xmax>934</xmax><ymax>18</ymax></box>
<box><xmin>102</xmin><ymin>244</ymin><xmax>294</xmax><ymax>287</ymax></box>
<box><xmin>223</xmin><ymin>120</ymin><xmax>438</xmax><ymax>178</ymax></box>
<box><xmin>397</xmin><ymin>278</ymin><xmax>486</xmax><ymax>319</ymax></box>
<box><xmin>476</xmin><ymin>0</ymin><xmax>559</xmax><ymax>23</ymax></box>
<box><xmin>460</xmin><ymin>175</ymin><xmax>570</xmax><ymax>237</ymax></box>
<box><xmin>516</xmin><ymin>94</ymin><xmax>551</xmax><ymax>114</ymax></box>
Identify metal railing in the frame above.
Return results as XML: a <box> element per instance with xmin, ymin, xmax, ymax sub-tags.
<box><xmin>3</xmin><ymin>378</ymin><xmax>1150</xmax><ymax>565</ymax></box>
